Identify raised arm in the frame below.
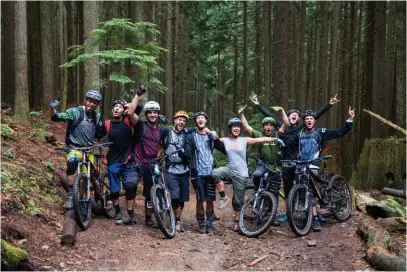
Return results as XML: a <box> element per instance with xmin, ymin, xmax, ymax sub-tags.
<box><xmin>247</xmin><ymin>137</ymin><xmax>278</xmax><ymax>145</ymax></box>
<box><xmin>250</xmin><ymin>95</ymin><xmax>283</xmax><ymax>127</ymax></box>
<box><xmin>315</xmin><ymin>94</ymin><xmax>340</xmax><ymax>119</ymax></box>
<box><xmin>321</xmin><ymin>106</ymin><xmax>355</xmax><ymax>141</ymax></box>
<box><xmin>241</xmin><ymin>113</ymin><xmax>253</xmax><ymax>135</ymax></box>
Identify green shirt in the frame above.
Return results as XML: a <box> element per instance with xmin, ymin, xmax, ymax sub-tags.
<box><xmin>251</xmin><ymin>129</ymin><xmax>281</xmax><ymax>167</ymax></box>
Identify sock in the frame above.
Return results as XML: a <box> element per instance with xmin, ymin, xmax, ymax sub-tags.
<box><xmin>127</xmin><ymin>210</ymin><xmax>134</xmax><ymax>218</ymax></box>
<box><xmin>219</xmin><ymin>191</ymin><xmax>226</xmax><ymax>198</ymax></box>
<box><xmin>176</xmin><ymin>217</ymin><xmax>181</xmax><ymax>222</ymax></box>
<box><xmin>114</xmin><ymin>204</ymin><xmax>121</xmax><ymax>214</ymax></box>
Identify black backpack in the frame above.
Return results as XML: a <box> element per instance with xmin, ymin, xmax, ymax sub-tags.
<box><xmin>65</xmin><ymin>106</ymin><xmax>98</xmax><ymax>146</ymax></box>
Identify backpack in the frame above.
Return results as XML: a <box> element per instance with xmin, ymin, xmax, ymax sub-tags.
<box><xmin>298</xmin><ymin>128</ymin><xmax>323</xmax><ymax>159</ymax></box>
<box><xmin>162</xmin><ymin>127</ymin><xmax>187</xmax><ymax>151</ymax></box>
<box><xmin>65</xmin><ymin>106</ymin><xmax>98</xmax><ymax>146</ymax></box>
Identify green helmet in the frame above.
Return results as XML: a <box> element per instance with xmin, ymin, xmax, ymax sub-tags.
<box><xmin>262</xmin><ymin>117</ymin><xmax>277</xmax><ymax>126</ymax></box>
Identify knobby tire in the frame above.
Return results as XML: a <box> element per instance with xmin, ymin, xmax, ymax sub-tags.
<box><xmin>287</xmin><ymin>184</ymin><xmax>313</xmax><ymax>237</ymax></box>
<box><xmin>151</xmin><ymin>184</ymin><xmax>176</xmax><ymax>239</ymax></box>
<box><xmin>329</xmin><ymin>175</ymin><xmax>352</xmax><ymax>221</ymax></box>
<box><xmin>73</xmin><ymin>172</ymin><xmax>92</xmax><ymax>230</ymax></box>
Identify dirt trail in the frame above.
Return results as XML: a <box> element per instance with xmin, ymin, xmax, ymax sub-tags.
<box><xmin>25</xmin><ymin>184</ymin><xmax>371</xmax><ymax>271</ymax></box>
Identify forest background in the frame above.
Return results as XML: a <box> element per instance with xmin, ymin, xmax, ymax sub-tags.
<box><xmin>1</xmin><ymin>1</ymin><xmax>406</xmax><ymax>180</ymax></box>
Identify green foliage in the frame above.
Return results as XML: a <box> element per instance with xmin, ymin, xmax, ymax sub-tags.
<box><xmin>3</xmin><ymin>150</ymin><xmax>14</xmax><ymax>159</ymax></box>
<box><xmin>60</xmin><ymin>18</ymin><xmax>167</xmax><ymax>95</ymax></box>
<box><xmin>1</xmin><ymin>124</ymin><xmax>16</xmax><ymax>138</ymax></box>
<box><xmin>1</xmin><ymin>239</ymin><xmax>27</xmax><ymax>266</ymax></box>
<box><xmin>29</xmin><ymin>111</ymin><xmax>43</xmax><ymax>116</ymax></box>
<box><xmin>46</xmin><ymin>161</ymin><xmax>55</xmax><ymax>172</ymax></box>
<box><xmin>28</xmin><ymin>124</ymin><xmax>46</xmax><ymax>141</ymax></box>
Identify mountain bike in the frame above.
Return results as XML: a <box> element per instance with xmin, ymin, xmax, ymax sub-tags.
<box><xmin>238</xmin><ymin>154</ymin><xmax>282</xmax><ymax>237</ymax></box>
<box><xmin>144</xmin><ymin>149</ymin><xmax>183</xmax><ymax>239</ymax></box>
<box><xmin>55</xmin><ymin>142</ymin><xmax>112</xmax><ymax>230</ymax></box>
<box><xmin>282</xmin><ymin>155</ymin><xmax>352</xmax><ymax>237</ymax></box>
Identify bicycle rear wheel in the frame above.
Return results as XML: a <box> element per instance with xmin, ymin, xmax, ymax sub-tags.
<box><xmin>151</xmin><ymin>184</ymin><xmax>176</xmax><ymax>238</ymax></box>
<box><xmin>73</xmin><ymin>172</ymin><xmax>92</xmax><ymax>230</ymax></box>
<box><xmin>239</xmin><ymin>191</ymin><xmax>277</xmax><ymax>238</ymax></box>
<box><xmin>287</xmin><ymin>184</ymin><xmax>312</xmax><ymax>237</ymax></box>
<box><xmin>91</xmin><ymin>172</ymin><xmax>115</xmax><ymax>219</ymax></box>
<box><xmin>329</xmin><ymin>175</ymin><xmax>352</xmax><ymax>221</ymax></box>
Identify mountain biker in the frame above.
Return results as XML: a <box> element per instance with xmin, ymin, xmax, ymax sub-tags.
<box><xmin>250</xmin><ymin>94</ymin><xmax>340</xmax><ymax>223</ymax></box>
<box><xmin>162</xmin><ymin>110</ymin><xmax>194</xmax><ymax>232</ymax></box>
<box><xmin>105</xmin><ymin>91</ymin><xmax>144</xmax><ymax>223</ymax></box>
<box><xmin>49</xmin><ymin>90</ymin><xmax>105</xmax><ymax>209</ymax></box>
<box><xmin>188</xmin><ymin>111</ymin><xmax>226</xmax><ymax>235</ymax></box>
<box><xmin>212</xmin><ymin>118</ymin><xmax>279</xmax><ymax>232</ymax></box>
<box><xmin>241</xmin><ymin>109</ymin><xmax>289</xmax><ymax>226</ymax></box>
<box><xmin>284</xmin><ymin>106</ymin><xmax>355</xmax><ymax>231</ymax></box>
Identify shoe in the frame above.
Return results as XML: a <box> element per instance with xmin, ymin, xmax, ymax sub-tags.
<box><xmin>271</xmin><ymin>218</ymin><xmax>280</xmax><ymax>226</ymax></box>
<box><xmin>219</xmin><ymin>196</ymin><xmax>229</xmax><ymax>209</ymax></box>
<box><xmin>65</xmin><ymin>195</ymin><xmax>73</xmax><ymax>210</ymax></box>
<box><xmin>116</xmin><ymin>215</ymin><xmax>135</xmax><ymax>225</ymax></box>
<box><xmin>206</xmin><ymin>211</ymin><xmax>215</xmax><ymax>235</ymax></box>
<box><xmin>145</xmin><ymin>217</ymin><xmax>158</xmax><ymax>228</ymax></box>
<box><xmin>114</xmin><ymin>212</ymin><xmax>123</xmax><ymax>221</ymax></box>
<box><xmin>232</xmin><ymin>221</ymin><xmax>239</xmax><ymax>232</ymax></box>
<box><xmin>176</xmin><ymin>221</ymin><xmax>185</xmax><ymax>232</ymax></box>
<box><xmin>207</xmin><ymin>226</ymin><xmax>214</xmax><ymax>236</ymax></box>
<box><xmin>196</xmin><ymin>213</ymin><xmax>206</xmax><ymax>234</ymax></box>
<box><xmin>311</xmin><ymin>218</ymin><xmax>322</xmax><ymax>232</ymax></box>
<box><xmin>317</xmin><ymin>212</ymin><xmax>327</xmax><ymax>223</ymax></box>
<box><xmin>278</xmin><ymin>213</ymin><xmax>288</xmax><ymax>223</ymax></box>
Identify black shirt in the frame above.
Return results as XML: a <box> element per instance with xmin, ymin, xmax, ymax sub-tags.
<box><xmin>107</xmin><ymin>119</ymin><xmax>133</xmax><ymax>165</ymax></box>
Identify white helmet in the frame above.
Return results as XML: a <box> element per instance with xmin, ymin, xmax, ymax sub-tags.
<box><xmin>144</xmin><ymin>101</ymin><xmax>160</xmax><ymax>112</ymax></box>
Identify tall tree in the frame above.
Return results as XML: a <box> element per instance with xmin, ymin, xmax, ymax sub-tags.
<box><xmin>254</xmin><ymin>1</ymin><xmax>262</xmax><ymax>96</ymax></box>
<box><xmin>263</xmin><ymin>1</ymin><xmax>272</xmax><ymax>104</ymax></box>
<box><xmin>295</xmin><ymin>1</ymin><xmax>307</xmax><ymax>111</ymax></box>
<box><xmin>328</xmin><ymin>2</ymin><xmax>340</xmax><ymax>128</ymax></box>
<box><xmin>243</xmin><ymin>1</ymin><xmax>249</xmax><ymax>106</ymax></box>
<box><xmin>164</xmin><ymin>2</ymin><xmax>173</xmax><ymax>118</ymax></box>
<box><xmin>14</xmin><ymin>1</ymin><xmax>29</xmax><ymax>121</ymax></box>
<box><xmin>317</xmin><ymin>1</ymin><xmax>328</xmax><ymax>126</ymax></box>
<box><xmin>1</xmin><ymin>1</ymin><xmax>15</xmax><ymax>105</ymax></box>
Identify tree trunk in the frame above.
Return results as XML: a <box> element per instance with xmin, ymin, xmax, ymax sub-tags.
<box><xmin>1</xmin><ymin>1</ymin><xmax>15</xmax><ymax>105</ymax></box>
<box><xmin>164</xmin><ymin>2</ymin><xmax>173</xmax><ymax>119</ymax></box>
<box><xmin>328</xmin><ymin>2</ymin><xmax>340</xmax><ymax>128</ymax></box>
<box><xmin>14</xmin><ymin>1</ymin><xmax>30</xmax><ymax>122</ymax></box>
<box><xmin>317</xmin><ymin>1</ymin><xmax>328</xmax><ymax>126</ymax></box>
<box><xmin>254</xmin><ymin>1</ymin><xmax>262</xmax><ymax>97</ymax></box>
<box><xmin>395</xmin><ymin>2</ymin><xmax>406</xmax><ymax>130</ymax></box>
<box><xmin>60</xmin><ymin>209</ymin><xmax>77</xmax><ymax>246</ymax></box>
<box><xmin>263</xmin><ymin>1</ymin><xmax>272</xmax><ymax>105</ymax></box>
<box><xmin>243</xmin><ymin>1</ymin><xmax>248</xmax><ymax>107</ymax></box>
<box><xmin>296</xmin><ymin>1</ymin><xmax>307</xmax><ymax>111</ymax></box>
<box><xmin>233</xmin><ymin>36</ymin><xmax>238</xmax><ymax>114</ymax></box>
<box><xmin>59</xmin><ymin>3</ymin><xmax>68</xmax><ymax>112</ymax></box>
<box><xmin>40</xmin><ymin>2</ymin><xmax>57</xmax><ymax>110</ymax></box>
<box><xmin>83</xmin><ymin>1</ymin><xmax>100</xmax><ymax>91</ymax></box>
<box><xmin>371</xmin><ymin>2</ymin><xmax>387</xmax><ymax>138</ymax></box>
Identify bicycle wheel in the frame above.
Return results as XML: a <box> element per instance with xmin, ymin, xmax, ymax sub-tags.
<box><xmin>287</xmin><ymin>184</ymin><xmax>312</xmax><ymax>237</ymax></box>
<box><xmin>73</xmin><ymin>172</ymin><xmax>92</xmax><ymax>230</ymax></box>
<box><xmin>151</xmin><ymin>184</ymin><xmax>176</xmax><ymax>238</ymax></box>
<box><xmin>91</xmin><ymin>172</ymin><xmax>115</xmax><ymax>219</ymax></box>
<box><xmin>239</xmin><ymin>191</ymin><xmax>277</xmax><ymax>238</ymax></box>
<box><xmin>328</xmin><ymin>175</ymin><xmax>352</xmax><ymax>221</ymax></box>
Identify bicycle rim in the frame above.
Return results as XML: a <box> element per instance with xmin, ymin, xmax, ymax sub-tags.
<box><xmin>239</xmin><ymin>191</ymin><xmax>277</xmax><ymax>238</ymax></box>
<box><xmin>287</xmin><ymin>184</ymin><xmax>312</xmax><ymax>237</ymax></box>
<box><xmin>73</xmin><ymin>173</ymin><xmax>92</xmax><ymax>230</ymax></box>
<box><xmin>102</xmin><ymin>173</ymin><xmax>115</xmax><ymax>219</ymax></box>
<box><xmin>151</xmin><ymin>184</ymin><xmax>176</xmax><ymax>238</ymax></box>
<box><xmin>329</xmin><ymin>175</ymin><xmax>352</xmax><ymax>221</ymax></box>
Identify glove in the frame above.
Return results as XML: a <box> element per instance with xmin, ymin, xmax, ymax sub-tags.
<box><xmin>137</xmin><ymin>83</ymin><xmax>148</xmax><ymax>96</ymax></box>
<box><xmin>49</xmin><ymin>98</ymin><xmax>60</xmax><ymax>109</ymax></box>
<box><xmin>159</xmin><ymin>114</ymin><xmax>169</xmax><ymax>124</ymax></box>
<box><xmin>277</xmin><ymin>138</ymin><xmax>285</xmax><ymax>147</ymax></box>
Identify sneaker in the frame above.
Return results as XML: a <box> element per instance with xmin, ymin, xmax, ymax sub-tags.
<box><xmin>311</xmin><ymin>218</ymin><xmax>322</xmax><ymax>232</ymax></box>
<box><xmin>145</xmin><ymin>217</ymin><xmax>158</xmax><ymax>228</ymax></box>
<box><xmin>271</xmin><ymin>218</ymin><xmax>280</xmax><ymax>226</ymax></box>
<box><xmin>116</xmin><ymin>215</ymin><xmax>135</xmax><ymax>225</ymax></box>
<box><xmin>219</xmin><ymin>196</ymin><xmax>229</xmax><ymax>209</ymax></box>
<box><xmin>65</xmin><ymin>195</ymin><xmax>74</xmax><ymax>210</ymax></box>
<box><xmin>232</xmin><ymin>221</ymin><xmax>239</xmax><ymax>232</ymax></box>
<box><xmin>114</xmin><ymin>212</ymin><xmax>123</xmax><ymax>221</ymax></box>
<box><xmin>278</xmin><ymin>213</ymin><xmax>288</xmax><ymax>223</ymax></box>
<box><xmin>175</xmin><ymin>221</ymin><xmax>185</xmax><ymax>232</ymax></box>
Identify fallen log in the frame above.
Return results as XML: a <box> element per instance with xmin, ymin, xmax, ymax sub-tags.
<box><xmin>358</xmin><ymin>214</ymin><xmax>406</xmax><ymax>271</ymax></box>
<box><xmin>57</xmin><ymin>171</ymin><xmax>68</xmax><ymax>193</ymax></box>
<box><xmin>376</xmin><ymin>217</ymin><xmax>406</xmax><ymax>233</ymax></box>
<box><xmin>382</xmin><ymin>187</ymin><xmax>406</xmax><ymax>198</ymax></box>
<box><xmin>60</xmin><ymin>209</ymin><xmax>77</xmax><ymax>246</ymax></box>
<box><xmin>363</xmin><ymin>109</ymin><xmax>407</xmax><ymax>135</ymax></box>
<box><xmin>355</xmin><ymin>191</ymin><xmax>377</xmax><ymax>213</ymax></box>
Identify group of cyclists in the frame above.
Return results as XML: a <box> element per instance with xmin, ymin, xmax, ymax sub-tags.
<box><xmin>50</xmin><ymin>84</ymin><xmax>355</xmax><ymax>235</ymax></box>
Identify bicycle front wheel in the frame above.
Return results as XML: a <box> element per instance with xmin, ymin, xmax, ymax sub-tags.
<box><xmin>238</xmin><ymin>191</ymin><xmax>277</xmax><ymax>238</ymax></box>
<box><xmin>151</xmin><ymin>184</ymin><xmax>176</xmax><ymax>239</ymax></box>
<box><xmin>287</xmin><ymin>184</ymin><xmax>312</xmax><ymax>237</ymax></box>
<box><xmin>73</xmin><ymin>172</ymin><xmax>92</xmax><ymax>230</ymax></box>
<box><xmin>329</xmin><ymin>175</ymin><xmax>352</xmax><ymax>221</ymax></box>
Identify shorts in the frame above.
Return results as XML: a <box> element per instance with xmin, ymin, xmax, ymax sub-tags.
<box><xmin>165</xmin><ymin>171</ymin><xmax>190</xmax><ymax>202</ymax></box>
<box><xmin>66</xmin><ymin>151</ymin><xmax>95</xmax><ymax>175</ymax></box>
<box><xmin>122</xmin><ymin>160</ymin><xmax>142</xmax><ymax>191</ymax></box>
<box><xmin>191</xmin><ymin>175</ymin><xmax>216</xmax><ymax>202</ymax></box>
<box><xmin>107</xmin><ymin>162</ymin><xmax>130</xmax><ymax>193</ymax></box>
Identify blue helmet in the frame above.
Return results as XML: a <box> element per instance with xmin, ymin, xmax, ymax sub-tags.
<box><xmin>85</xmin><ymin>90</ymin><xmax>102</xmax><ymax>102</ymax></box>
<box><xmin>228</xmin><ymin>118</ymin><xmax>242</xmax><ymax>128</ymax></box>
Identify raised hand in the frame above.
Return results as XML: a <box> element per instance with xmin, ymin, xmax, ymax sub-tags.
<box><xmin>137</xmin><ymin>83</ymin><xmax>148</xmax><ymax>96</ymax></box>
<box><xmin>348</xmin><ymin>106</ymin><xmax>355</xmax><ymax>120</ymax></box>
<box><xmin>329</xmin><ymin>94</ymin><xmax>340</xmax><ymax>105</ymax></box>
<box><xmin>250</xmin><ymin>94</ymin><xmax>259</xmax><ymax>105</ymax></box>
<box><xmin>49</xmin><ymin>98</ymin><xmax>60</xmax><ymax>109</ymax></box>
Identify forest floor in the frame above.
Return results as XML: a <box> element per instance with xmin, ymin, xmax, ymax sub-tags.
<box><xmin>1</xmin><ymin>111</ymin><xmax>373</xmax><ymax>271</ymax></box>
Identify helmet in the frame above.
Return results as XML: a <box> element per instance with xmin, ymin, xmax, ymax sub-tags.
<box><xmin>302</xmin><ymin>110</ymin><xmax>317</xmax><ymax>119</ymax></box>
<box><xmin>85</xmin><ymin>90</ymin><xmax>102</xmax><ymax>102</ymax></box>
<box><xmin>262</xmin><ymin>117</ymin><xmax>277</xmax><ymax>126</ymax></box>
<box><xmin>287</xmin><ymin>108</ymin><xmax>301</xmax><ymax>117</ymax></box>
<box><xmin>112</xmin><ymin>98</ymin><xmax>127</xmax><ymax>107</ymax></box>
<box><xmin>194</xmin><ymin>111</ymin><xmax>208</xmax><ymax>120</ymax></box>
<box><xmin>228</xmin><ymin>118</ymin><xmax>242</xmax><ymax>128</ymax></box>
<box><xmin>174</xmin><ymin>110</ymin><xmax>189</xmax><ymax>120</ymax></box>
<box><xmin>144</xmin><ymin>101</ymin><xmax>160</xmax><ymax>112</ymax></box>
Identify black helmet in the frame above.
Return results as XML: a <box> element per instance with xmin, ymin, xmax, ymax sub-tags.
<box><xmin>194</xmin><ymin>111</ymin><xmax>208</xmax><ymax>120</ymax></box>
<box><xmin>112</xmin><ymin>98</ymin><xmax>127</xmax><ymax>107</ymax></box>
<box><xmin>228</xmin><ymin>118</ymin><xmax>242</xmax><ymax>128</ymax></box>
<box><xmin>302</xmin><ymin>110</ymin><xmax>317</xmax><ymax>119</ymax></box>
<box><xmin>287</xmin><ymin>108</ymin><xmax>301</xmax><ymax>116</ymax></box>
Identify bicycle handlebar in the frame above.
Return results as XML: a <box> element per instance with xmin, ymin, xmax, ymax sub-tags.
<box><xmin>249</xmin><ymin>154</ymin><xmax>281</xmax><ymax>175</ymax></box>
<box><xmin>280</xmin><ymin>155</ymin><xmax>333</xmax><ymax>167</ymax></box>
<box><xmin>143</xmin><ymin>148</ymin><xmax>185</xmax><ymax>166</ymax></box>
<box><xmin>55</xmin><ymin>142</ymin><xmax>113</xmax><ymax>153</ymax></box>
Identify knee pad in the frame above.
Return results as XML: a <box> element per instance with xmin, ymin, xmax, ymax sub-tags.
<box><xmin>66</xmin><ymin>158</ymin><xmax>78</xmax><ymax>175</ymax></box>
<box><xmin>110</xmin><ymin>191</ymin><xmax>120</xmax><ymax>200</ymax></box>
<box><xmin>123</xmin><ymin>181</ymin><xmax>137</xmax><ymax>192</ymax></box>
<box><xmin>125</xmin><ymin>189</ymin><xmax>136</xmax><ymax>201</ymax></box>
<box><xmin>171</xmin><ymin>199</ymin><xmax>180</xmax><ymax>210</ymax></box>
